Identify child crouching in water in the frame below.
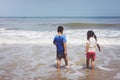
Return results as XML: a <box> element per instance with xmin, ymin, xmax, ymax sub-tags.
<box><xmin>85</xmin><ymin>30</ymin><xmax>101</xmax><ymax>69</ymax></box>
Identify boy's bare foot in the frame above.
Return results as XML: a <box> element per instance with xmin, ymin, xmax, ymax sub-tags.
<box><xmin>65</xmin><ymin>65</ymin><xmax>70</xmax><ymax>69</ymax></box>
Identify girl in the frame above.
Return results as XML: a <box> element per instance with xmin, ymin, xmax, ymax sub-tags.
<box><xmin>85</xmin><ymin>30</ymin><xmax>101</xmax><ymax>69</ymax></box>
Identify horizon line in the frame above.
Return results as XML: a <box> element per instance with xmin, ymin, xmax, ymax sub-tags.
<box><xmin>0</xmin><ymin>16</ymin><xmax>120</xmax><ymax>18</ymax></box>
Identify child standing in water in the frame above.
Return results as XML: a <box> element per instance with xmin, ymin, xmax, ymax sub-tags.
<box><xmin>85</xmin><ymin>30</ymin><xmax>101</xmax><ymax>69</ymax></box>
<box><xmin>53</xmin><ymin>26</ymin><xmax>68</xmax><ymax>70</ymax></box>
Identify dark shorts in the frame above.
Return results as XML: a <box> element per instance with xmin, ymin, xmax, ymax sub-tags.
<box><xmin>57</xmin><ymin>53</ymin><xmax>67</xmax><ymax>60</ymax></box>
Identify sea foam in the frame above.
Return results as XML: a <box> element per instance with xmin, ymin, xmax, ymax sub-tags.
<box><xmin>0</xmin><ymin>28</ymin><xmax>120</xmax><ymax>45</ymax></box>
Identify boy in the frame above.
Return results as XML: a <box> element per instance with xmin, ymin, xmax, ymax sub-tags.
<box><xmin>53</xmin><ymin>26</ymin><xmax>68</xmax><ymax>70</ymax></box>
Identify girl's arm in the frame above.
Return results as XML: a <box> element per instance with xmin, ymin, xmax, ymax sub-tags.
<box><xmin>97</xmin><ymin>44</ymin><xmax>101</xmax><ymax>52</ymax></box>
<box><xmin>86</xmin><ymin>43</ymin><xmax>89</xmax><ymax>54</ymax></box>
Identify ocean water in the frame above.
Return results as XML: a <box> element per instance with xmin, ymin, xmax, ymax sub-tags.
<box><xmin>0</xmin><ymin>17</ymin><xmax>120</xmax><ymax>45</ymax></box>
<box><xmin>0</xmin><ymin>17</ymin><xmax>120</xmax><ymax>80</ymax></box>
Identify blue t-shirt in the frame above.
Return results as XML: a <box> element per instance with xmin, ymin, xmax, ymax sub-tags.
<box><xmin>53</xmin><ymin>35</ymin><xmax>67</xmax><ymax>55</ymax></box>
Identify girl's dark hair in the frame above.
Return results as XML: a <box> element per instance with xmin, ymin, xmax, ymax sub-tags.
<box><xmin>57</xmin><ymin>26</ymin><xmax>64</xmax><ymax>33</ymax></box>
<box><xmin>87</xmin><ymin>30</ymin><xmax>97</xmax><ymax>41</ymax></box>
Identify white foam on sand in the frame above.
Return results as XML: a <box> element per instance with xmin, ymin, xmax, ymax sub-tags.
<box><xmin>96</xmin><ymin>66</ymin><xmax>113</xmax><ymax>71</ymax></box>
<box><xmin>114</xmin><ymin>73</ymin><xmax>120</xmax><ymax>80</ymax></box>
<box><xmin>63</xmin><ymin>69</ymin><xmax>85</xmax><ymax>80</ymax></box>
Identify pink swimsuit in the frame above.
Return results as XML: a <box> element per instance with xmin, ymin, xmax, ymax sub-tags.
<box><xmin>87</xmin><ymin>52</ymin><xmax>96</xmax><ymax>60</ymax></box>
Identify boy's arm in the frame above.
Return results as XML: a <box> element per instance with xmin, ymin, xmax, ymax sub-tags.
<box><xmin>63</xmin><ymin>42</ymin><xmax>67</xmax><ymax>54</ymax></box>
<box><xmin>53</xmin><ymin>37</ymin><xmax>56</xmax><ymax>45</ymax></box>
<box><xmin>53</xmin><ymin>41</ymin><xmax>56</xmax><ymax>45</ymax></box>
<box><xmin>97</xmin><ymin>44</ymin><xmax>101</xmax><ymax>52</ymax></box>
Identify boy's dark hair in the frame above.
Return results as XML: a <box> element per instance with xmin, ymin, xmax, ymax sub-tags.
<box><xmin>57</xmin><ymin>26</ymin><xmax>64</xmax><ymax>33</ymax></box>
<box><xmin>87</xmin><ymin>30</ymin><xmax>97</xmax><ymax>41</ymax></box>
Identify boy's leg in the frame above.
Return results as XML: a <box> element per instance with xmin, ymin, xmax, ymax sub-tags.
<box><xmin>63</xmin><ymin>54</ymin><xmax>68</xmax><ymax>66</ymax></box>
<box><xmin>57</xmin><ymin>59</ymin><xmax>61</xmax><ymax>69</ymax></box>
<box><xmin>57</xmin><ymin>55</ymin><xmax>62</xmax><ymax>69</ymax></box>
<box><xmin>64</xmin><ymin>56</ymin><xmax>68</xmax><ymax>66</ymax></box>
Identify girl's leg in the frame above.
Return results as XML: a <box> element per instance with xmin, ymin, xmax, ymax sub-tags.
<box><xmin>91</xmin><ymin>59</ymin><xmax>95</xmax><ymax>70</ymax></box>
<box><xmin>86</xmin><ymin>59</ymin><xmax>89</xmax><ymax>68</ymax></box>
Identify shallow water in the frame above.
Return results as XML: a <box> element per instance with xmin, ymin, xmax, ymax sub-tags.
<box><xmin>0</xmin><ymin>44</ymin><xmax>120</xmax><ymax>80</ymax></box>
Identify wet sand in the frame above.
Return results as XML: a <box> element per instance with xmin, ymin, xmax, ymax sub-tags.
<box><xmin>0</xmin><ymin>44</ymin><xmax>120</xmax><ymax>80</ymax></box>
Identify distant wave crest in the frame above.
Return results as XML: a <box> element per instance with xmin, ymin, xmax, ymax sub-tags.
<box><xmin>63</xmin><ymin>22</ymin><xmax>120</xmax><ymax>27</ymax></box>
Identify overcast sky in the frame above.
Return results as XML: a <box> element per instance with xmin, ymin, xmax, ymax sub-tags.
<box><xmin>0</xmin><ymin>0</ymin><xmax>120</xmax><ymax>17</ymax></box>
